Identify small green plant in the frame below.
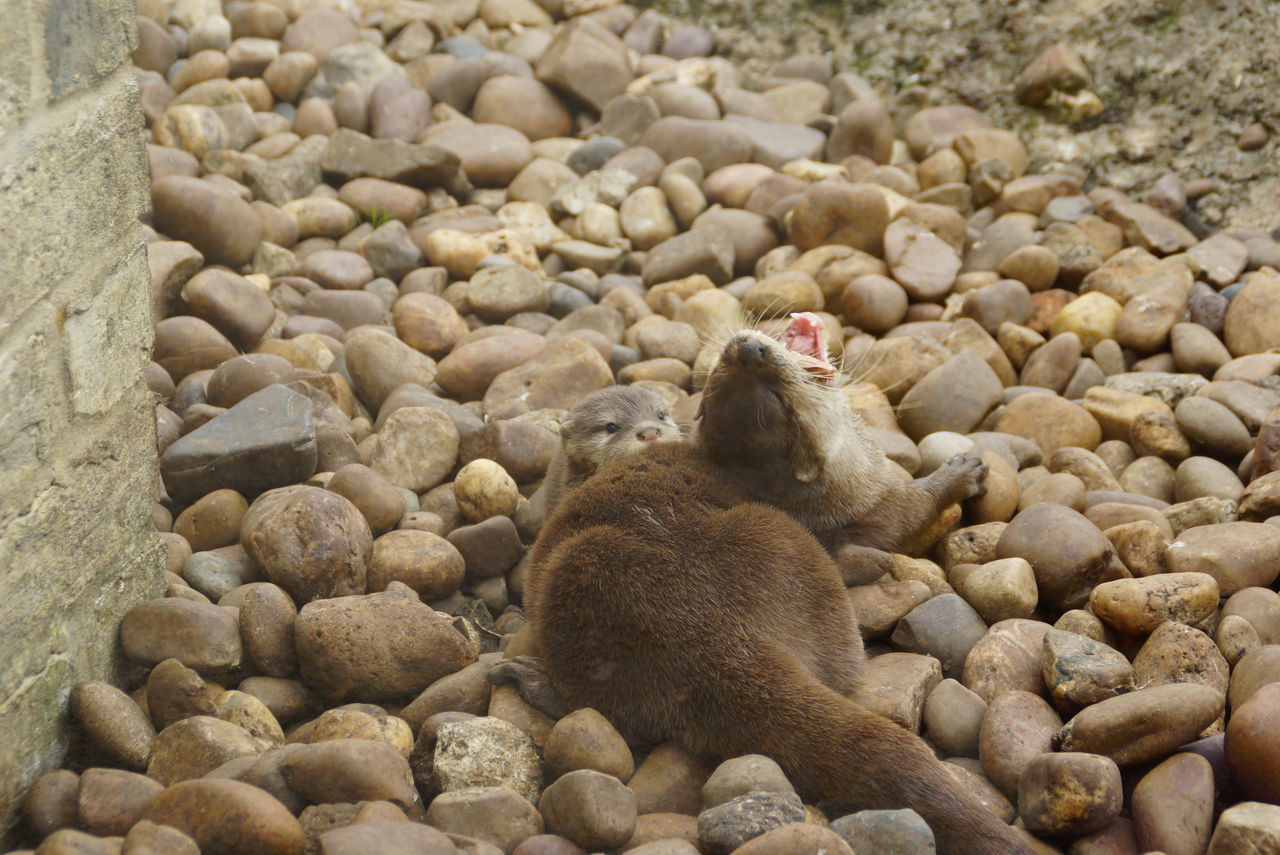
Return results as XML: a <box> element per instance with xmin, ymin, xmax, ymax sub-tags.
<box><xmin>361</xmin><ymin>207</ymin><xmax>394</xmax><ymax>229</ymax></box>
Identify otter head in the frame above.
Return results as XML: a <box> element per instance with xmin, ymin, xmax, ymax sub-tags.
<box><xmin>561</xmin><ymin>386</ymin><xmax>682</xmax><ymax>476</ymax></box>
<box><xmin>698</xmin><ymin>314</ymin><xmax>844</xmax><ymax>484</ymax></box>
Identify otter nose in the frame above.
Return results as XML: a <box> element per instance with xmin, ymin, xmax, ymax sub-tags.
<box><xmin>732</xmin><ymin>336</ymin><xmax>767</xmax><ymax>365</ymax></box>
<box><xmin>636</xmin><ymin>427</ymin><xmax>660</xmax><ymax>442</ymax></box>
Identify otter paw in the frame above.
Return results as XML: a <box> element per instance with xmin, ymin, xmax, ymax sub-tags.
<box><xmin>487</xmin><ymin>656</ymin><xmax>572</xmax><ymax>719</ymax></box>
<box><xmin>946</xmin><ymin>453</ymin><xmax>989</xmax><ymax>500</ymax></box>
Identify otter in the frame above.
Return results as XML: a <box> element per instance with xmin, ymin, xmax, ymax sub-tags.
<box><xmin>514</xmin><ymin>386</ymin><xmax>683</xmax><ymax>541</ymax></box>
<box><xmin>496</xmin><ymin>326</ymin><xmax>1031</xmax><ymax>854</ymax></box>
<box><xmin>697</xmin><ymin>314</ymin><xmax>987</xmax><ymax>554</ymax></box>
<box><xmin>542</xmin><ymin>385</ymin><xmax>682</xmax><ymax>516</ymax></box>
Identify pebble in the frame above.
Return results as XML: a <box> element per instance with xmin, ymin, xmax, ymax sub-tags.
<box><xmin>141</xmin><ymin>778</ymin><xmax>304</xmax><ymax>855</ymax></box>
<box><xmin>830</xmin><ymin>809</ymin><xmax>935</xmax><ymax>855</ymax></box>
<box><xmin>1089</xmin><ymin>572</ymin><xmax>1220</xmax><ymax>635</ymax></box>
<box><xmin>70</xmin><ymin>682</ymin><xmax>156</xmax><ymax>771</ymax></box>
<box><xmin>1208</xmin><ymin>801</ymin><xmax>1280</xmax><ymax>854</ymax></box>
<box><xmin>538</xmin><ymin>770</ymin><xmax>637</xmax><ymax>851</ymax></box>
<box><xmin>1225</xmin><ymin>681</ymin><xmax>1280</xmax><ymax>803</ymax></box>
<box><xmin>1041</xmin><ymin>629</ymin><xmax>1133</xmax><ymax>708</ymax></box>
<box><xmin>1017</xmin><ymin>752</ymin><xmax>1122</xmax><ymax>837</ymax></box>
<box><xmin>962</xmin><ymin>618</ymin><xmax>1051</xmax><ymax>703</ymax></box>
<box><xmin>996</xmin><ymin>503</ymin><xmax>1115</xmax><ymax>611</ymax></box>
<box><xmin>426</xmin><ymin>786</ymin><xmax>544</xmax><ymax>854</ymax></box>
<box><xmin>545</xmin><ymin>708</ymin><xmax>634</xmax><ymax>783</ymax></box>
<box><xmin>922</xmin><ymin>678</ymin><xmax>986</xmax><ymax>758</ymax></box>
<box><xmin>160</xmin><ymin>383</ymin><xmax>318</xmax><ymax>503</ymax></box>
<box><xmin>888</xmin><ymin>593</ymin><xmax>988</xmax><ymax>679</ymax></box>
<box><xmin>147</xmin><ymin>716</ymin><xmax>262</xmax><ymax>784</ymax></box>
<box><xmin>1056</xmin><ymin>683</ymin><xmax>1225</xmax><ymax>765</ymax></box>
<box><xmin>294</xmin><ymin>585</ymin><xmax>476</xmax><ymax>701</ymax></box>
<box><xmin>1130</xmin><ymin>753</ymin><xmax>1215</xmax><ymax>855</ymax></box>
<box><xmin>435</xmin><ymin>717</ymin><xmax>543</xmax><ymax>803</ymax></box>
<box><xmin>1166</xmin><ymin>521</ymin><xmax>1280</xmax><ymax>593</ymax></box>
<box><xmin>281</xmin><ymin>738</ymin><xmax>421</xmax><ymax>814</ymax></box>
<box><xmin>120</xmin><ymin>597</ymin><xmax>242</xmax><ymax>671</ymax></box>
<box><xmin>240</xmin><ymin>484</ymin><xmax>370</xmax><ymax>603</ymax></box>
<box><xmin>978</xmin><ymin>690</ymin><xmax>1061</xmax><ymax>799</ymax></box>
<box><xmin>696</xmin><ymin>790</ymin><xmax>804</xmax><ymax>855</ymax></box>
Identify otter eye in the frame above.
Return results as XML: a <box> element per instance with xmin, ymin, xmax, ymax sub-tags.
<box><xmin>604</xmin><ymin>422</ymin><xmax>620</xmax><ymax>434</ymax></box>
<box><xmin>657</xmin><ymin>412</ymin><xmax>668</xmax><ymax>421</ymax></box>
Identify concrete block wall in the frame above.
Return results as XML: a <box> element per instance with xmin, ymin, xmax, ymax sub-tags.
<box><xmin>0</xmin><ymin>0</ymin><xmax>163</xmax><ymax>840</ymax></box>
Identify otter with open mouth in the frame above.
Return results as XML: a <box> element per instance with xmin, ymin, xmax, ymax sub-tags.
<box><xmin>498</xmin><ymin>320</ymin><xmax>1031</xmax><ymax>855</ymax></box>
<box><xmin>698</xmin><ymin>312</ymin><xmax>987</xmax><ymax>554</ymax></box>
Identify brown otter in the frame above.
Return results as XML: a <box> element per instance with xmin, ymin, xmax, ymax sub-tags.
<box><xmin>496</xmin><ymin>327</ymin><xmax>1030</xmax><ymax>854</ymax></box>
<box><xmin>696</xmin><ymin>315</ymin><xmax>987</xmax><ymax>554</ymax></box>
<box><xmin>515</xmin><ymin>438</ymin><xmax>1032</xmax><ymax>854</ymax></box>
<box><xmin>514</xmin><ymin>386</ymin><xmax>683</xmax><ymax>541</ymax></box>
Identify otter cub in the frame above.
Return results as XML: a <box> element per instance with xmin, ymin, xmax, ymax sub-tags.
<box><xmin>542</xmin><ymin>385</ymin><xmax>682</xmax><ymax>516</ymax></box>
<box><xmin>697</xmin><ymin>316</ymin><xmax>987</xmax><ymax>553</ymax></box>
<box><xmin>515</xmin><ymin>386</ymin><xmax>683</xmax><ymax>541</ymax></box>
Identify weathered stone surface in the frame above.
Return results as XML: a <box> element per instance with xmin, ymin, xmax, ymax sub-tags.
<box><xmin>696</xmin><ymin>790</ymin><xmax>804</xmax><ymax>854</ymax></box>
<box><xmin>240</xmin><ymin>484</ymin><xmax>371</xmax><ymax>603</ymax></box>
<box><xmin>295</xmin><ymin>585</ymin><xmax>477</xmax><ymax>702</ymax></box>
<box><xmin>1090</xmin><ymin>572</ymin><xmax>1219</xmax><ymax>635</ymax></box>
<box><xmin>435</xmin><ymin>717</ymin><xmax>543</xmax><ymax>803</ymax></box>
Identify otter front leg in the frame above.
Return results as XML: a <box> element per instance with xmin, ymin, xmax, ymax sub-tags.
<box><xmin>488</xmin><ymin>655</ymin><xmax>574</xmax><ymax>719</ymax></box>
<box><xmin>837</xmin><ymin>455</ymin><xmax>988</xmax><ymax>554</ymax></box>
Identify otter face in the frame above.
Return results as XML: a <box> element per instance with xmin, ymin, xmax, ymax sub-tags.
<box><xmin>562</xmin><ymin>386</ymin><xmax>682</xmax><ymax>476</ymax></box>
<box><xmin>699</xmin><ymin>321</ymin><xmax>843</xmax><ymax>484</ymax></box>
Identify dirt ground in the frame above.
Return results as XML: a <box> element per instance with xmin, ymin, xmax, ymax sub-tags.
<box><xmin>643</xmin><ymin>0</ymin><xmax>1280</xmax><ymax>235</ymax></box>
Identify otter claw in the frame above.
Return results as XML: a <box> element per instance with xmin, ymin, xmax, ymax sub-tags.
<box><xmin>488</xmin><ymin>656</ymin><xmax>573</xmax><ymax>719</ymax></box>
<box><xmin>948</xmin><ymin>454</ymin><xmax>989</xmax><ymax>500</ymax></box>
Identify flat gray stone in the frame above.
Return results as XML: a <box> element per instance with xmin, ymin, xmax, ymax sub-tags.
<box><xmin>161</xmin><ymin>384</ymin><xmax>317</xmax><ymax>503</ymax></box>
<box><xmin>321</xmin><ymin>129</ymin><xmax>464</xmax><ymax>191</ymax></box>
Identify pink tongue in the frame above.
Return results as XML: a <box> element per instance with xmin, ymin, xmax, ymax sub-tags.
<box><xmin>781</xmin><ymin>313</ymin><xmax>834</xmax><ymax>378</ymax></box>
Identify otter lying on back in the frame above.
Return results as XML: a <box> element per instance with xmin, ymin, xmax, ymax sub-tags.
<box><xmin>697</xmin><ymin>314</ymin><xmax>987</xmax><ymax>553</ymax></box>
<box><xmin>509</xmin><ymin>327</ymin><xmax>1031</xmax><ymax>855</ymax></box>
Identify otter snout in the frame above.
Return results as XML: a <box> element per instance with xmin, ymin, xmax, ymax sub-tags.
<box><xmin>636</xmin><ymin>426</ymin><xmax>661</xmax><ymax>442</ymax></box>
<box><xmin>724</xmin><ymin>334</ymin><xmax>771</xmax><ymax>368</ymax></box>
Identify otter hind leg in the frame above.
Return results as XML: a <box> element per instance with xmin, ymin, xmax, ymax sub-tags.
<box><xmin>487</xmin><ymin>656</ymin><xmax>574</xmax><ymax>719</ymax></box>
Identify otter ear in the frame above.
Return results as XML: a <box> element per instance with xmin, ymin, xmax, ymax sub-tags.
<box><xmin>559</xmin><ymin>421</ymin><xmax>573</xmax><ymax>441</ymax></box>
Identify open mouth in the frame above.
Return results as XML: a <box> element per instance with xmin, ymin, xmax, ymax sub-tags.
<box><xmin>779</xmin><ymin>312</ymin><xmax>836</xmax><ymax>381</ymax></box>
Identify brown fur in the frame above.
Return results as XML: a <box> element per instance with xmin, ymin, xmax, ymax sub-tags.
<box><xmin>696</xmin><ymin>330</ymin><xmax>986</xmax><ymax>553</ymax></box>
<box><xmin>521</xmin><ymin>442</ymin><xmax>1032</xmax><ymax>855</ymax></box>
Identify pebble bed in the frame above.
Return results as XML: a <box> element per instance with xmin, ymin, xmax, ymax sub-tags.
<box><xmin>11</xmin><ymin>0</ymin><xmax>1280</xmax><ymax>853</ymax></box>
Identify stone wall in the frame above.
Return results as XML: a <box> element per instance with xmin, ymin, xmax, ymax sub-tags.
<box><xmin>0</xmin><ymin>0</ymin><xmax>163</xmax><ymax>840</ymax></box>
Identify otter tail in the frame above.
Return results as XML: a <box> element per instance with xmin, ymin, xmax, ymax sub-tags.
<box><xmin>688</xmin><ymin>648</ymin><xmax>1036</xmax><ymax>855</ymax></box>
